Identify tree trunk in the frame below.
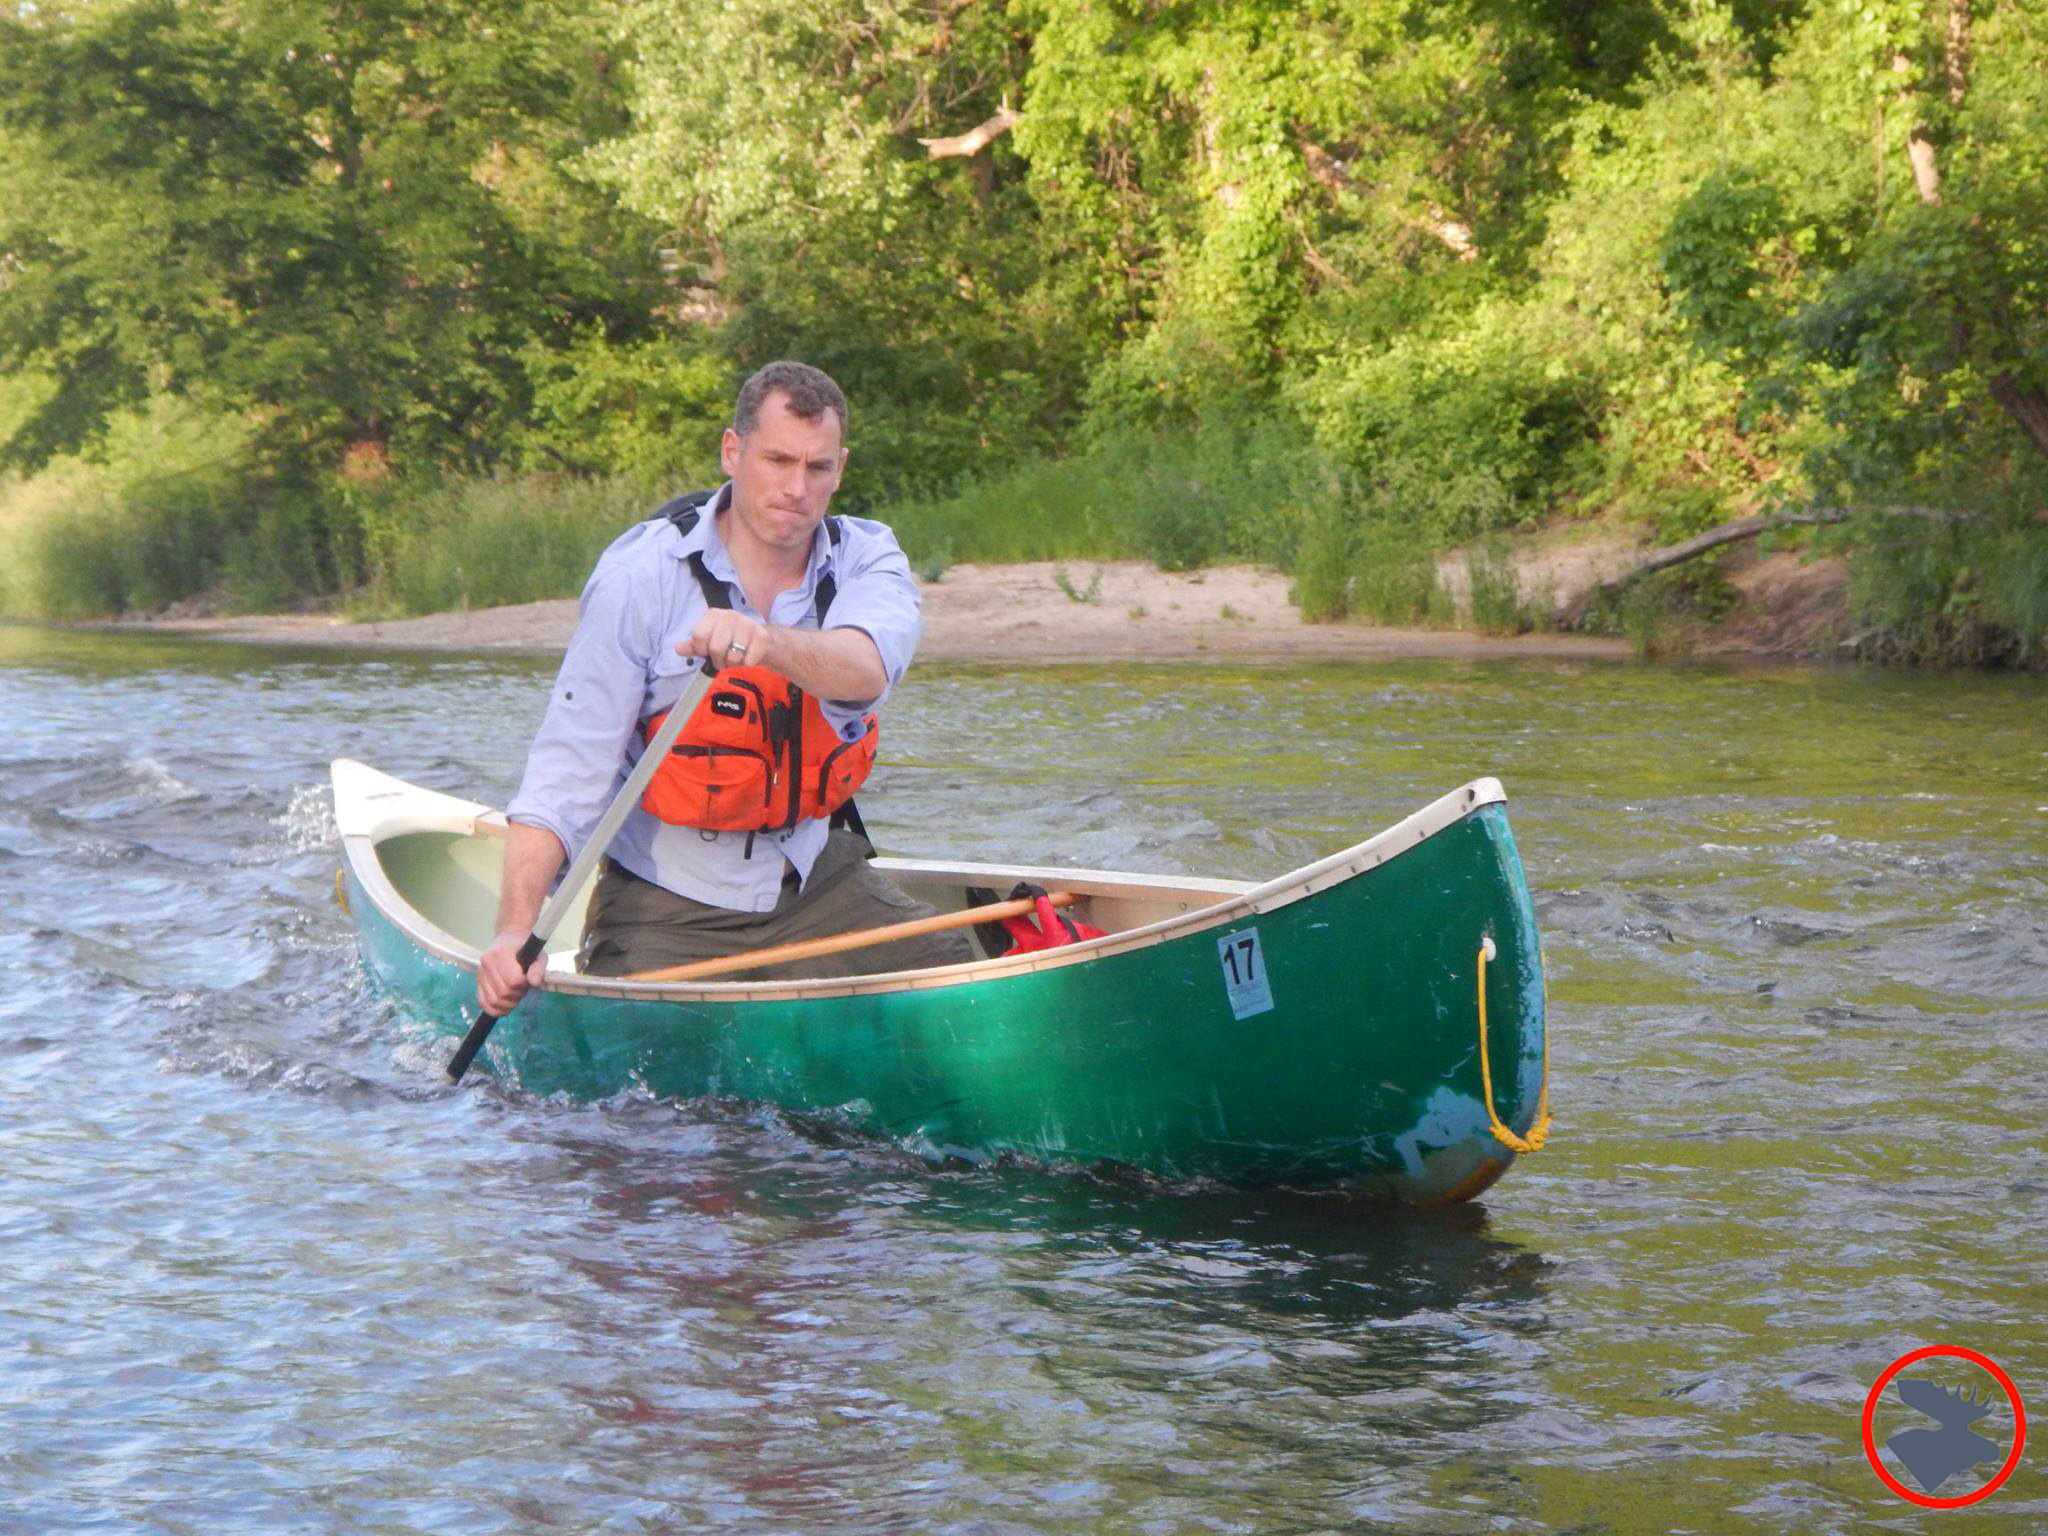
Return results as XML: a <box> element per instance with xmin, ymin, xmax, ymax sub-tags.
<box><xmin>1987</xmin><ymin>376</ymin><xmax>2048</xmax><ymax>459</ymax></box>
<box><xmin>1906</xmin><ymin>130</ymin><xmax>1942</xmax><ymax>204</ymax></box>
<box><xmin>1893</xmin><ymin>54</ymin><xmax>1942</xmax><ymax>205</ymax></box>
<box><xmin>1946</xmin><ymin>0</ymin><xmax>1972</xmax><ymax>107</ymax></box>
<box><xmin>1559</xmin><ymin>511</ymin><xmax>1849</xmax><ymax>625</ymax></box>
<box><xmin>1559</xmin><ymin>506</ymin><xmax>1981</xmax><ymax>626</ymax></box>
<box><xmin>1907</xmin><ymin>2</ymin><xmax>2048</xmax><ymax>464</ymax></box>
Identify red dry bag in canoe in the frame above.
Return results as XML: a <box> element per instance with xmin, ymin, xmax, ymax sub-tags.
<box><xmin>992</xmin><ymin>881</ymin><xmax>1106</xmax><ymax>955</ymax></box>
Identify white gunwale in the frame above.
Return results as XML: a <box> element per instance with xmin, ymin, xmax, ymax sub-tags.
<box><xmin>331</xmin><ymin>758</ymin><xmax>1506</xmax><ymax>1004</ymax></box>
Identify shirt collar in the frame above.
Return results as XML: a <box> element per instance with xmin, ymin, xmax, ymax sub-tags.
<box><xmin>670</xmin><ymin>482</ymin><xmax>840</xmax><ymax>604</ymax></box>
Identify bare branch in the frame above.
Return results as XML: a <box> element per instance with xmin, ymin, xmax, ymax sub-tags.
<box><xmin>1906</xmin><ymin>129</ymin><xmax>1942</xmax><ymax>204</ymax></box>
<box><xmin>1561</xmin><ymin>506</ymin><xmax>1966</xmax><ymax>625</ymax></box>
<box><xmin>1426</xmin><ymin>206</ymin><xmax>1479</xmax><ymax>262</ymax></box>
<box><xmin>1298</xmin><ymin>138</ymin><xmax>1477</xmax><ymax>260</ymax></box>
<box><xmin>918</xmin><ymin>102</ymin><xmax>1019</xmax><ymax>159</ymax></box>
<box><xmin>1301</xmin><ymin>140</ymin><xmax>1349</xmax><ymax>193</ymax></box>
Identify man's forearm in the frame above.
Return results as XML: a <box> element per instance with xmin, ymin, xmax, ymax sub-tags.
<box><xmin>495</xmin><ymin>821</ymin><xmax>568</xmax><ymax>938</ymax></box>
<box><xmin>758</xmin><ymin>624</ymin><xmax>887</xmax><ymax>703</ymax></box>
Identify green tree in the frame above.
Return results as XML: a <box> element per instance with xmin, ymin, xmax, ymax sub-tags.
<box><xmin>1017</xmin><ymin>0</ymin><xmax>1587</xmax><ymax>429</ymax></box>
<box><xmin>588</xmin><ymin>0</ymin><xmax>1080</xmax><ymax>501</ymax></box>
<box><xmin>1652</xmin><ymin>0</ymin><xmax>2048</xmax><ymax>659</ymax></box>
<box><xmin>0</xmin><ymin>0</ymin><xmax>661</xmax><ymax>474</ymax></box>
<box><xmin>1658</xmin><ymin>0</ymin><xmax>2048</xmax><ymax>491</ymax></box>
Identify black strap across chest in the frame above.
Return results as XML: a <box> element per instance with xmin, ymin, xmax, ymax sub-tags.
<box><xmin>654</xmin><ymin>490</ymin><xmax>842</xmax><ymax>623</ymax></box>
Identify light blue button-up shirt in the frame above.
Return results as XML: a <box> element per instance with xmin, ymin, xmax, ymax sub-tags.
<box><xmin>505</xmin><ymin>485</ymin><xmax>922</xmax><ymax>913</ymax></box>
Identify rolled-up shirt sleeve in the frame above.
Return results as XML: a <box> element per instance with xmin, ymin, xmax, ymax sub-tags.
<box><xmin>817</xmin><ymin>517</ymin><xmax>922</xmax><ymax>725</ymax></box>
<box><xmin>504</xmin><ymin>538</ymin><xmax>658</xmax><ymax>867</ymax></box>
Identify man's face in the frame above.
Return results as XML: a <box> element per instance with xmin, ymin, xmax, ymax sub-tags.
<box><xmin>719</xmin><ymin>391</ymin><xmax>848</xmax><ymax>558</ymax></box>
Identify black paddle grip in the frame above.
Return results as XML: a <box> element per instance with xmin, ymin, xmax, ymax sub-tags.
<box><xmin>445</xmin><ymin>932</ymin><xmax>548</xmax><ymax>1083</ymax></box>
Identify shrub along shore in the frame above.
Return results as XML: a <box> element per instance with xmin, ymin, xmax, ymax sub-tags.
<box><xmin>0</xmin><ymin>427</ymin><xmax>2037</xmax><ymax>667</ymax></box>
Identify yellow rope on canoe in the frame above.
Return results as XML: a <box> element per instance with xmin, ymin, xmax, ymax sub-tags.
<box><xmin>334</xmin><ymin>867</ymin><xmax>350</xmax><ymax>915</ymax></box>
<box><xmin>1477</xmin><ymin>935</ymin><xmax>1551</xmax><ymax>1154</ymax></box>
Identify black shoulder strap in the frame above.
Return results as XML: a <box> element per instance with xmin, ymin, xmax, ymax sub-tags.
<box><xmin>684</xmin><ymin>551</ymin><xmax>732</xmax><ymax>611</ymax></box>
<box><xmin>655</xmin><ymin>489</ymin><xmax>730</xmax><ymax>613</ymax></box>
<box><xmin>814</xmin><ymin>516</ymin><xmax>843</xmax><ymax>620</ymax></box>
<box><xmin>655</xmin><ymin>488</ymin><xmax>718</xmax><ymax>531</ymax></box>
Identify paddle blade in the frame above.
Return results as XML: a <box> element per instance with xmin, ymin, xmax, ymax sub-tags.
<box><xmin>446</xmin><ymin>933</ymin><xmax>546</xmax><ymax>1083</ymax></box>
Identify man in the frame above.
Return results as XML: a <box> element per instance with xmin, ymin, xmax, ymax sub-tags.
<box><xmin>477</xmin><ymin>361</ymin><xmax>970</xmax><ymax>1016</ymax></box>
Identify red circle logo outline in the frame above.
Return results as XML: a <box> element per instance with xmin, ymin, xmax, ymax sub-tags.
<box><xmin>1861</xmin><ymin>1345</ymin><xmax>2027</xmax><ymax>1509</ymax></box>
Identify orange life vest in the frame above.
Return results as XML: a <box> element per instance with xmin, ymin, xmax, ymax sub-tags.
<box><xmin>641</xmin><ymin>668</ymin><xmax>877</xmax><ymax>832</ymax></box>
<box><xmin>636</xmin><ymin>493</ymin><xmax>878</xmax><ymax>834</ymax></box>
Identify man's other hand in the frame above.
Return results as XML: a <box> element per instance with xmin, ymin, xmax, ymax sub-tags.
<box><xmin>478</xmin><ymin>929</ymin><xmax>548</xmax><ymax>1015</ymax></box>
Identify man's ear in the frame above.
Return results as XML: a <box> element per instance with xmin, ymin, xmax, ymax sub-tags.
<box><xmin>720</xmin><ymin>428</ymin><xmax>741</xmax><ymax>479</ymax></box>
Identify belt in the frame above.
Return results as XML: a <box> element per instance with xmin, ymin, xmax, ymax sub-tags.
<box><xmin>605</xmin><ymin>855</ymin><xmax>800</xmax><ymax>892</ymax></box>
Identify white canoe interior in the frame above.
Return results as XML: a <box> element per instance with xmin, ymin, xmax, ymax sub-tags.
<box><xmin>331</xmin><ymin>758</ymin><xmax>1507</xmax><ymax>1001</ymax></box>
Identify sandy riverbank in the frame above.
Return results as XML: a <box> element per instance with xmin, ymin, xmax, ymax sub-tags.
<box><xmin>93</xmin><ymin>561</ymin><xmax>1628</xmax><ymax>662</ymax></box>
<box><xmin>84</xmin><ymin>545</ymin><xmax>1849</xmax><ymax>664</ymax></box>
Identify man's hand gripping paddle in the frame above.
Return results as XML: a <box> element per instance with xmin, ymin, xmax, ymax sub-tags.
<box><xmin>445</xmin><ymin>667</ymin><xmax>713</xmax><ymax>1084</ymax></box>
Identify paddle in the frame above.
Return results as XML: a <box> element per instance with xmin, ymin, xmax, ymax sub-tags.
<box><xmin>622</xmin><ymin>891</ymin><xmax>1081</xmax><ymax>984</ymax></box>
<box><xmin>445</xmin><ymin>666</ymin><xmax>714</xmax><ymax>1084</ymax></box>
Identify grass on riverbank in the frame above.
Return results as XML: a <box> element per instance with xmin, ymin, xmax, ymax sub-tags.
<box><xmin>0</xmin><ymin>418</ymin><xmax>1351</xmax><ymax>618</ymax></box>
<box><xmin>341</xmin><ymin>473</ymin><xmax>666</xmax><ymax>617</ymax></box>
<box><xmin>884</xmin><ymin>418</ymin><xmax>1331</xmax><ymax>578</ymax></box>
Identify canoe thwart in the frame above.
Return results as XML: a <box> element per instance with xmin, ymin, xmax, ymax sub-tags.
<box><xmin>621</xmin><ymin>891</ymin><xmax>1082</xmax><ymax>984</ymax></box>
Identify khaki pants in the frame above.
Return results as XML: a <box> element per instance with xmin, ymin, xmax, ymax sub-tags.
<box><xmin>578</xmin><ymin>830</ymin><xmax>974</xmax><ymax>982</ymax></box>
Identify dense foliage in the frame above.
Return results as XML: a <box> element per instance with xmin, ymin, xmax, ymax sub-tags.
<box><xmin>1</xmin><ymin>0</ymin><xmax>2043</xmax><ymax>662</ymax></box>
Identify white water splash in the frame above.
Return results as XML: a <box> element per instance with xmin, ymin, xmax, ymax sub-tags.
<box><xmin>129</xmin><ymin>754</ymin><xmax>199</xmax><ymax>803</ymax></box>
<box><xmin>277</xmin><ymin>781</ymin><xmax>338</xmax><ymax>852</ymax></box>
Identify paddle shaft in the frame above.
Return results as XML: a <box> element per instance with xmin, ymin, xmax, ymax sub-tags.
<box><xmin>623</xmin><ymin>891</ymin><xmax>1080</xmax><ymax>984</ymax></box>
<box><xmin>446</xmin><ymin>667</ymin><xmax>714</xmax><ymax>1083</ymax></box>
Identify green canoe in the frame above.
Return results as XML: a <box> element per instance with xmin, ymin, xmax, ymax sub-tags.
<box><xmin>333</xmin><ymin>759</ymin><xmax>1552</xmax><ymax>1203</ymax></box>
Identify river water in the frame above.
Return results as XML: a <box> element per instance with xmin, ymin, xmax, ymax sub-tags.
<box><xmin>2</xmin><ymin>622</ymin><xmax>2042</xmax><ymax>1534</ymax></box>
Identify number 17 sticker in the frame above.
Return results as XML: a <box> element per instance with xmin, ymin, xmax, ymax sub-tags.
<box><xmin>1218</xmin><ymin>928</ymin><xmax>1274</xmax><ymax>1019</ymax></box>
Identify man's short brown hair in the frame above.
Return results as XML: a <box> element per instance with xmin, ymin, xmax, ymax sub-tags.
<box><xmin>734</xmin><ymin>361</ymin><xmax>848</xmax><ymax>439</ymax></box>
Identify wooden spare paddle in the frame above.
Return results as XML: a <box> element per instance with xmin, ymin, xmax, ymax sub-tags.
<box><xmin>623</xmin><ymin>891</ymin><xmax>1081</xmax><ymax>984</ymax></box>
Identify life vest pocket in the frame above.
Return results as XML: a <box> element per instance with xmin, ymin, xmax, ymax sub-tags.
<box><xmin>687</xmin><ymin>677</ymin><xmax>770</xmax><ymax>746</ymax></box>
<box><xmin>642</xmin><ymin>743</ymin><xmax>775</xmax><ymax>830</ymax></box>
<box><xmin>815</xmin><ymin>731</ymin><xmax>879</xmax><ymax>811</ymax></box>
